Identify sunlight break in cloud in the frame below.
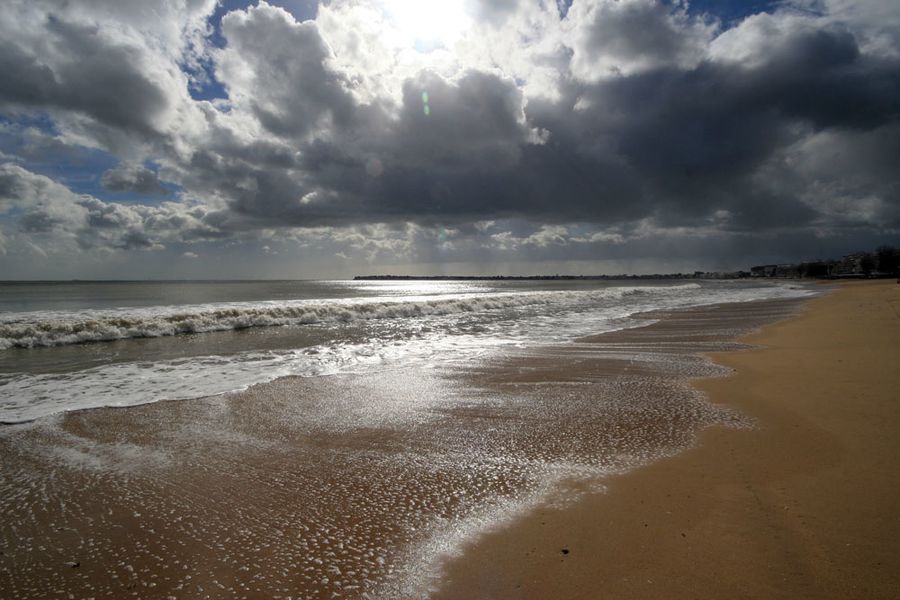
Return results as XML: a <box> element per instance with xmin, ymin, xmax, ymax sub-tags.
<box><xmin>0</xmin><ymin>0</ymin><xmax>897</xmax><ymax>278</ymax></box>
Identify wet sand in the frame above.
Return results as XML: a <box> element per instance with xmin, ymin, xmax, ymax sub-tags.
<box><xmin>1</xmin><ymin>292</ymin><xmax>815</xmax><ymax>599</ymax></box>
<box><xmin>433</xmin><ymin>280</ymin><xmax>900</xmax><ymax>599</ymax></box>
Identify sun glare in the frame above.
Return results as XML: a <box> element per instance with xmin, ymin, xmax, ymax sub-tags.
<box><xmin>382</xmin><ymin>0</ymin><xmax>472</xmax><ymax>51</ymax></box>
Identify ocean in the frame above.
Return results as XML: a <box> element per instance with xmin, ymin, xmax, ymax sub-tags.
<box><xmin>0</xmin><ymin>279</ymin><xmax>816</xmax><ymax>424</ymax></box>
<box><xmin>0</xmin><ymin>278</ymin><xmax>823</xmax><ymax>598</ymax></box>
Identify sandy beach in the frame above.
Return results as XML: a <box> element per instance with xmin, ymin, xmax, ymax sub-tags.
<box><xmin>434</xmin><ymin>280</ymin><xmax>900</xmax><ymax>599</ymax></box>
<box><xmin>3</xmin><ymin>1</ymin><xmax>898</xmax><ymax>598</ymax></box>
<box><xmin>2</xmin><ymin>281</ymin><xmax>895</xmax><ymax>598</ymax></box>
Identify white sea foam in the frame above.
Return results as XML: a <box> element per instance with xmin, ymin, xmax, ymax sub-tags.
<box><xmin>0</xmin><ymin>334</ymin><xmax>519</xmax><ymax>424</ymax></box>
<box><xmin>0</xmin><ymin>282</ymin><xmax>818</xmax><ymax>423</ymax></box>
<box><xmin>0</xmin><ymin>285</ymin><xmax>701</xmax><ymax>349</ymax></box>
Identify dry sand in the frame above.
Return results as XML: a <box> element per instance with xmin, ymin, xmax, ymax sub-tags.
<box><xmin>433</xmin><ymin>280</ymin><xmax>900</xmax><ymax>599</ymax></box>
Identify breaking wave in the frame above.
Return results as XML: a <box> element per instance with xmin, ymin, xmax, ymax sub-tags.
<box><xmin>0</xmin><ymin>285</ymin><xmax>702</xmax><ymax>350</ymax></box>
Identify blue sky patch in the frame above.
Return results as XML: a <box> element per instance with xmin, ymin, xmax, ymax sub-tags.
<box><xmin>670</xmin><ymin>0</ymin><xmax>783</xmax><ymax>25</ymax></box>
<box><xmin>0</xmin><ymin>117</ymin><xmax>180</xmax><ymax>204</ymax></box>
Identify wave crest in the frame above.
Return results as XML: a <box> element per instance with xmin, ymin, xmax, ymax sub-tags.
<box><xmin>0</xmin><ymin>284</ymin><xmax>705</xmax><ymax>350</ymax></box>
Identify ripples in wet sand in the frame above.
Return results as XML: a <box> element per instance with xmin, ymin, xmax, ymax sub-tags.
<box><xmin>0</xmin><ymin>298</ymin><xmax>804</xmax><ymax>599</ymax></box>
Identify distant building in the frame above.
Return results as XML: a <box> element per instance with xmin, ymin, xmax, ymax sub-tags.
<box><xmin>799</xmin><ymin>261</ymin><xmax>831</xmax><ymax>278</ymax></box>
<box><xmin>750</xmin><ymin>264</ymin><xmax>778</xmax><ymax>277</ymax></box>
<box><xmin>832</xmin><ymin>252</ymin><xmax>875</xmax><ymax>277</ymax></box>
<box><xmin>776</xmin><ymin>264</ymin><xmax>801</xmax><ymax>278</ymax></box>
<box><xmin>745</xmin><ymin>247</ymin><xmax>894</xmax><ymax>280</ymax></box>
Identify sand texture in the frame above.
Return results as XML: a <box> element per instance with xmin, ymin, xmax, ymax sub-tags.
<box><xmin>433</xmin><ymin>280</ymin><xmax>900</xmax><ymax>599</ymax></box>
<box><xmin>0</xmin><ymin>292</ymin><xmax>808</xmax><ymax>599</ymax></box>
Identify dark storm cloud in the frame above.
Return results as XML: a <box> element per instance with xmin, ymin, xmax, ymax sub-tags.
<box><xmin>165</xmin><ymin>0</ymin><xmax>895</xmax><ymax>239</ymax></box>
<box><xmin>559</xmin><ymin>19</ymin><xmax>900</xmax><ymax>229</ymax></box>
<box><xmin>0</xmin><ymin>20</ymin><xmax>170</xmax><ymax>139</ymax></box>
<box><xmin>215</xmin><ymin>43</ymin><xmax>894</xmax><ymax>233</ymax></box>
<box><xmin>567</xmin><ymin>0</ymin><xmax>711</xmax><ymax>76</ymax></box>
<box><xmin>391</xmin><ymin>70</ymin><xmax>536</xmax><ymax>167</ymax></box>
<box><xmin>0</xmin><ymin>0</ymin><xmax>898</xmax><ymax>275</ymax></box>
<box><xmin>183</xmin><ymin>68</ymin><xmax>540</xmax><ymax>227</ymax></box>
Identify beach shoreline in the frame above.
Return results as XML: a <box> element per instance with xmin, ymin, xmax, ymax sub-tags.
<box><xmin>432</xmin><ymin>280</ymin><xmax>900</xmax><ymax>599</ymax></box>
<box><xmin>0</xmin><ymin>284</ymin><xmax>849</xmax><ymax>599</ymax></box>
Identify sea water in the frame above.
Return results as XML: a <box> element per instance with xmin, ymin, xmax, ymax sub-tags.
<box><xmin>0</xmin><ymin>278</ymin><xmax>822</xmax><ymax>599</ymax></box>
<box><xmin>0</xmin><ymin>279</ymin><xmax>817</xmax><ymax>423</ymax></box>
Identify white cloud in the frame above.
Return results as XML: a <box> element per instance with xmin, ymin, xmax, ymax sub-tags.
<box><xmin>566</xmin><ymin>0</ymin><xmax>716</xmax><ymax>79</ymax></box>
<box><xmin>0</xmin><ymin>0</ymin><xmax>897</xmax><ymax>277</ymax></box>
<box><xmin>0</xmin><ymin>163</ymin><xmax>225</xmax><ymax>254</ymax></box>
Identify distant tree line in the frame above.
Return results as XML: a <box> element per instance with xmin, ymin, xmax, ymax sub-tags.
<box><xmin>875</xmin><ymin>245</ymin><xmax>900</xmax><ymax>275</ymax></box>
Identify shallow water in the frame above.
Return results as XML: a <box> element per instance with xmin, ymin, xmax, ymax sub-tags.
<box><xmin>0</xmin><ymin>296</ymin><xmax>808</xmax><ymax>599</ymax></box>
<box><xmin>0</xmin><ymin>279</ymin><xmax>816</xmax><ymax>423</ymax></box>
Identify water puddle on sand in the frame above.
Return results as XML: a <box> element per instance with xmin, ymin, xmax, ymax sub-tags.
<box><xmin>0</xmin><ymin>298</ymin><xmax>804</xmax><ymax>599</ymax></box>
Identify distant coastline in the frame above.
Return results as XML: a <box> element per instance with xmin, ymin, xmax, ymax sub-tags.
<box><xmin>353</xmin><ymin>274</ymin><xmax>733</xmax><ymax>281</ymax></box>
<box><xmin>355</xmin><ymin>244</ymin><xmax>900</xmax><ymax>281</ymax></box>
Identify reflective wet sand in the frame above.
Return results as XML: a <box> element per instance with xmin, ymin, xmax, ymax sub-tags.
<box><xmin>433</xmin><ymin>281</ymin><xmax>900</xmax><ymax>600</ymax></box>
<box><xmin>0</xmin><ymin>298</ymin><xmax>804</xmax><ymax>599</ymax></box>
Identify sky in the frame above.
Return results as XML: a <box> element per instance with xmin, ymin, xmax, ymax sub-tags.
<box><xmin>0</xmin><ymin>0</ymin><xmax>898</xmax><ymax>279</ymax></box>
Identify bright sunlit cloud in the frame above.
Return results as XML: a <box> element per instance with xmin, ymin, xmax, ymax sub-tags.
<box><xmin>2</xmin><ymin>0</ymin><xmax>898</xmax><ymax>279</ymax></box>
<box><xmin>381</xmin><ymin>0</ymin><xmax>472</xmax><ymax>51</ymax></box>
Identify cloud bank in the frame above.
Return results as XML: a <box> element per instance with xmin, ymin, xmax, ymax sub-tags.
<box><xmin>0</xmin><ymin>0</ymin><xmax>897</xmax><ymax>277</ymax></box>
